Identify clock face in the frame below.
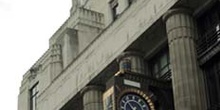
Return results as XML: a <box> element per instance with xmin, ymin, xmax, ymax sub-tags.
<box><xmin>120</xmin><ymin>93</ymin><xmax>149</xmax><ymax>110</ymax></box>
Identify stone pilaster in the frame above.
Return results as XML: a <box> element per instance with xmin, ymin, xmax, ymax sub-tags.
<box><xmin>62</xmin><ymin>29</ymin><xmax>78</xmax><ymax>68</ymax></box>
<box><xmin>81</xmin><ymin>85</ymin><xmax>104</xmax><ymax>110</ymax></box>
<box><xmin>71</xmin><ymin>0</ymin><xmax>79</xmax><ymax>14</ymax></box>
<box><xmin>117</xmin><ymin>51</ymin><xmax>145</xmax><ymax>74</ymax></box>
<box><xmin>163</xmin><ymin>8</ymin><xmax>206</xmax><ymax>110</ymax></box>
<box><xmin>50</xmin><ymin>44</ymin><xmax>63</xmax><ymax>81</ymax></box>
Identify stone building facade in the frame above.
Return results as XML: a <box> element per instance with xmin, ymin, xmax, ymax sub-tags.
<box><xmin>18</xmin><ymin>0</ymin><xmax>220</xmax><ymax>110</ymax></box>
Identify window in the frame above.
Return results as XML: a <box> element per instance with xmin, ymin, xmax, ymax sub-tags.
<box><xmin>150</xmin><ymin>49</ymin><xmax>170</xmax><ymax>80</ymax></box>
<box><xmin>30</xmin><ymin>83</ymin><xmax>39</xmax><ymax>110</ymax></box>
<box><xmin>197</xmin><ymin>3</ymin><xmax>220</xmax><ymax>35</ymax></box>
<box><xmin>203</xmin><ymin>53</ymin><xmax>220</xmax><ymax>109</ymax></box>
<box><xmin>196</xmin><ymin>2</ymin><xmax>220</xmax><ymax>54</ymax></box>
<box><xmin>110</xmin><ymin>0</ymin><xmax>119</xmax><ymax>20</ymax></box>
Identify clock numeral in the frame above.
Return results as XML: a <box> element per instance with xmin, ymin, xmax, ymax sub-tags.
<box><xmin>132</xmin><ymin>96</ymin><xmax>135</xmax><ymax>100</ymax></box>
<box><xmin>126</xmin><ymin>96</ymin><xmax>129</xmax><ymax>101</ymax></box>
<box><xmin>122</xmin><ymin>100</ymin><xmax>125</xmax><ymax>103</ymax></box>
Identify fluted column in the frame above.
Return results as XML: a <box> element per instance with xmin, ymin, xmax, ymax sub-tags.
<box><xmin>117</xmin><ymin>51</ymin><xmax>145</xmax><ymax>74</ymax></box>
<box><xmin>163</xmin><ymin>8</ymin><xmax>206</xmax><ymax>110</ymax></box>
<box><xmin>81</xmin><ymin>85</ymin><xmax>104</xmax><ymax>110</ymax></box>
<box><xmin>50</xmin><ymin>44</ymin><xmax>63</xmax><ymax>81</ymax></box>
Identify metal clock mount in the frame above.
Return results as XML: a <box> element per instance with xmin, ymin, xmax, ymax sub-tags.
<box><xmin>103</xmin><ymin>71</ymin><xmax>173</xmax><ymax>110</ymax></box>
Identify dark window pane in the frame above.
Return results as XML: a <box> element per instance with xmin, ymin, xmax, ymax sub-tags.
<box><xmin>150</xmin><ymin>49</ymin><xmax>170</xmax><ymax>79</ymax></box>
<box><xmin>110</xmin><ymin>0</ymin><xmax>119</xmax><ymax>20</ymax></box>
<box><xmin>30</xmin><ymin>83</ymin><xmax>38</xmax><ymax>110</ymax></box>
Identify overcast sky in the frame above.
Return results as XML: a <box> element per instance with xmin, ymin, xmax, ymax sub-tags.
<box><xmin>0</xmin><ymin>0</ymin><xmax>71</xmax><ymax>109</ymax></box>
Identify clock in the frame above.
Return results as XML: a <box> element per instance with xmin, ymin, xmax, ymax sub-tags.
<box><xmin>118</xmin><ymin>89</ymin><xmax>155</xmax><ymax>110</ymax></box>
<box><xmin>120</xmin><ymin>93</ymin><xmax>148</xmax><ymax>110</ymax></box>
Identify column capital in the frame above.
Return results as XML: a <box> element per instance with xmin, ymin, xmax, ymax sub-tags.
<box><xmin>163</xmin><ymin>8</ymin><xmax>193</xmax><ymax>22</ymax></box>
<box><xmin>81</xmin><ymin>85</ymin><xmax>104</xmax><ymax>95</ymax></box>
<box><xmin>117</xmin><ymin>51</ymin><xmax>143</xmax><ymax>63</ymax></box>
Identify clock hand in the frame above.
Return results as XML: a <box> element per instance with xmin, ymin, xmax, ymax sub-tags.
<box><xmin>133</xmin><ymin>107</ymin><xmax>137</xmax><ymax>110</ymax></box>
<box><xmin>127</xmin><ymin>102</ymin><xmax>135</xmax><ymax>110</ymax></box>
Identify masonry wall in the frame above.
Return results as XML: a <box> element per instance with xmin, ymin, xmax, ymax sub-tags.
<box><xmin>41</xmin><ymin>0</ymin><xmax>177</xmax><ymax>110</ymax></box>
<box><xmin>18</xmin><ymin>0</ymin><xmax>178</xmax><ymax>110</ymax></box>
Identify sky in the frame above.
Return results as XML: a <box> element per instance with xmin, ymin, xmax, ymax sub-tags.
<box><xmin>0</xmin><ymin>0</ymin><xmax>71</xmax><ymax>109</ymax></box>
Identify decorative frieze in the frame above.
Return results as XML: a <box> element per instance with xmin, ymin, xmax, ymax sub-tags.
<box><xmin>50</xmin><ymin>44</ymin><xmax>63</xmax><ymax>81</ymax></box>
<box><xmin>69</xmin><ymin>7</ymin><xmax>104</xmax><ymax>29</ymax></box>
<box><xmin>68</xmin><ymin>7</ymin><xmax>105</xmax><ymax>52</ymax></box>
<box><xmin>28</xmin><ymin>64</ymin><xmax>42</xmax><ymax>80</ymax></box>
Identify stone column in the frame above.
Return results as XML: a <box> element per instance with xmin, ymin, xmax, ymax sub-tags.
<box><xmin>163</xmin><ymin>8</ymin><xmax>206</xmax><ymax>110</ymax></box>
<box><xmin>117</xmin><ymin>51</ymin><xmax>145</xmax><ymax>74</ymax></box>
<box><xmin>50</xmin><ymin>44</ymin><xmax>63</xmax><ymax>81</ymax></box>
<box><xmin>81</xmin><ymin>85</ymin><xmax>104</xmax><ymax>110</ymax></box>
